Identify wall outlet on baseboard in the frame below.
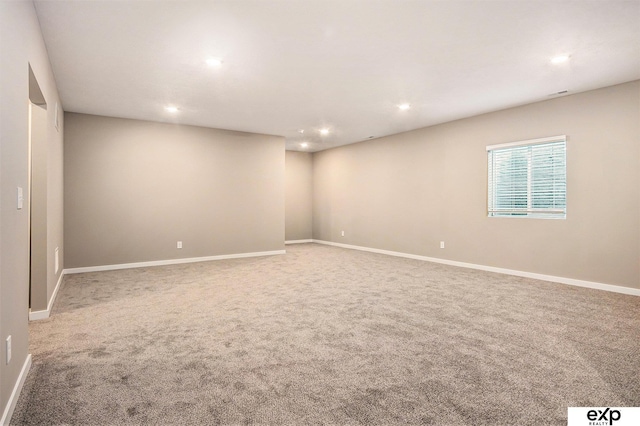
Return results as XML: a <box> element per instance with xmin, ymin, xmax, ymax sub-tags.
<box><xmin>6</xmin><ymin>336</ymin><xmax>11</xmax><ymax>364</ymax></box>
<box><xmin>440</xmin><ymin>241</ymin><xmax>445</xmax><ymax>249</ymax></box>
<box><xmin>177</xmin><ymin>241</ymin><xmax>183</xmax><ymax>249</ymax></box>
<box><xmin>341</xmin><ymin>230</ymin><xmax>345</xmax><ymax>237</ymax></box>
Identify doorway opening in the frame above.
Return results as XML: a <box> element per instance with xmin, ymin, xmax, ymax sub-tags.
<box><xmin>28</xmin><ymin>65</ymin><xmax>47</xmax><ymax>313</ymax></box>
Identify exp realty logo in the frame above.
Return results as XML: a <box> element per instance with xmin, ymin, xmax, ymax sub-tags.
<box><xmin>568</xmin><ymin>407</ymin><xmax>640</xmax><ymax>426</ymax></box>
<box><xmin>586</xmin><ymin>408</ymin><xmax>620</xmax><ymax>425</ymax></box>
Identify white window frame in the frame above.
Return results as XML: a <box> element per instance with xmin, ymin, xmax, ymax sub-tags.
<box><xmin>487</xmin><ymin>135</ymin><xmax>567</xmax><ymax>219</ymax></box>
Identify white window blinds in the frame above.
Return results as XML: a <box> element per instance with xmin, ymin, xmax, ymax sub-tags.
<box><xmin>487</xmin><ymin>136</ymin><xmax>566</xmax><ymax>218</ymax></box>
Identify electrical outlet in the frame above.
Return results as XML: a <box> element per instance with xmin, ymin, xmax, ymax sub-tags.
<box><xmin>6</xmin><ymin>336</ymin><xmax>11</xmax><ymax>364</ymax></box>
<box><xmin>341</xmin><ymin>230</ymin><xmax>345</xmax><ymax>237</ymax></box>
<box><xmin>177</xmin><ymin>241</ymin><xmax>183</xmax><ymax>249</ymax></box>
<box><xmin>440</xmin><ymin>241</ymin><xmax>445</xmax><ymax>249</ymax></box>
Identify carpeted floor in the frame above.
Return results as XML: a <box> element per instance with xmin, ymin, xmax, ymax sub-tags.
<box><xmin>11</xmin><ymin>243</ymin><xmax>640</xmax><ymax>425</ymax></box>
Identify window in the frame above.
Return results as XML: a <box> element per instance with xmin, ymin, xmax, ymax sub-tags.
<box><xmin>487</xmin><ymin>135</ymin><xmax>566</xmax><ymax>219</ymax></box>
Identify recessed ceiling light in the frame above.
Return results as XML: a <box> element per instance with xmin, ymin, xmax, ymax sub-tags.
<box><xmin>206</xmin><ymin>57</ymin><xmax>223</xmax><ymax>67</ymax></box>
<box><xmin>550</xmin><ymin>55</ymin><xmax>570</xmax><ymax>64</ymax></box>
<box><xmin>298</xmin><ymin>129</ymin><xmax>305</xmax><ymax>134</ymax></box>
<box><xmin>320</xmin><ymin>128</ymin><xmax>330</xmax><ymax>136</ymax></box>
<box><xmin>398</xmin><ymin>103</ymin><xmax>411</xmax><ymax>110</ymax></box>
<box><xmin>165</xmin><ymin>106</ymin><xmax>179</xmax><ymax>113</ymax></box>
<box><xmin>300</xmin><ymin>142</ymin><xmax>309</xmax><ymax>148</ymax></box>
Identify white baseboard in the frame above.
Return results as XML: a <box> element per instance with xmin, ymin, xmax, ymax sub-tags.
<box><xmin>312</xmin><ymin>240</ymin><xmax>640</xmax><ymax>297</ymax></box>
<box><xmin>285</xmin><ymin>239</ymin><xmax>313</xmax><ymax>244</ymax></box>
<box><xmin>29</xmin><ymin>270</ymin><xmax>65</xmax><ymax>321</ymax></box>
<box><xmin>63</xmin><ymin>250</ymin><xmax>287</xmax><ymax>274</ymax></box>
<box><xmin>1</xmin><ymin>354</ymin><xmax>32</xmax><ymax>426</ymax></box>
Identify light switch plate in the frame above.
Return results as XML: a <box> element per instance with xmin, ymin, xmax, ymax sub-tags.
<box><xmin>17</xmin><ymin>187</ymin><xmax>23</xmax><ymax>210</ymax></box>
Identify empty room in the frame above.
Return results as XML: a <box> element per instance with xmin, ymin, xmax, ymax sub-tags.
<box><xmin>1</xmin><ymin>0</ymin><xmax>639</xmax><ymax>425</ymax></box>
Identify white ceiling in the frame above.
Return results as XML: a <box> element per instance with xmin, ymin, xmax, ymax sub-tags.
<box><xmin>34</xmin><ymin>0</ymin><xmax>640</xmax><ymax>152</ymax></box>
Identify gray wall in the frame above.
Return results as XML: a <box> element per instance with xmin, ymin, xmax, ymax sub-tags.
<box><xmin>285</xmin><ymin>151</ymin><xmax>313</xmax><ymax>241</ymax></box>
<box><xmin>64</xmin><ymin>113</ymin><xmax>285</xmax><ymax>268</ymax></box>
<box><xmin>313</xmin><ymin>81</ymin><xmax>640</xmax><ymax>290</ymax></box>
<box><xmin>0</xmin><ymin>0</ymin><xmax>65</xmax><ymax>418</ymax></box>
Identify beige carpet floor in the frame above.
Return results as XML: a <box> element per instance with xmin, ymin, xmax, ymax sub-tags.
<box><xmin>11</xmin><ymin>243</ymin><xmax>640</xmax><ymax>425</ymax></box>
